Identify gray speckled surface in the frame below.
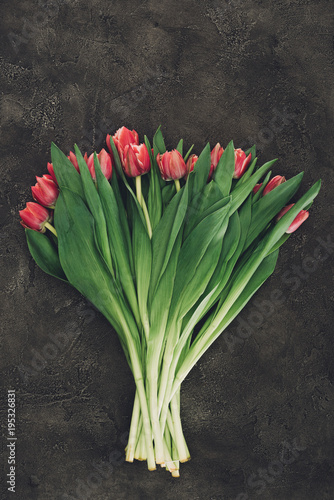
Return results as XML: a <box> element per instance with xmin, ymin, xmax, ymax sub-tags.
<box><xmin>0</xmin><ymin>0</ymin><xmax>333</xmax><ymax>499</ymax></box>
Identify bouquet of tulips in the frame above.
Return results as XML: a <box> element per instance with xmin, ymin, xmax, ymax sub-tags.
<box><xmin>20</xmin><ymin>126</ymin><xmax>320</xmax><ymax>476</ymax></box>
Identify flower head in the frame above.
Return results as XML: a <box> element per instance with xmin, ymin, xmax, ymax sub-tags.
<box><xmin>263</xmin><ymin>175</ymin><xmax>286</xmax><ymax>196</ymax></box>
<box><xmin>68</xmin><ymin>151</ymin><xmax>80</xmax><ymax>173</ymax></box>
<box><xmin>123</xmin><ymin>143</ymin><xmax>150</xmax><ymax>177</ymax></box>
<box><xmin>109</xmin><ymin>127</ymin><xmax>139</xmax><ymax>162</ymax></box>
<box><xmin>86</xmin><ymin>149</ymin><xmax>113</xmax><ymax>181</ymax></box>
<box><xmin>253</xmin><ymin>175</ymin><xmax>286</xmax><ymax>196</ymax></box>
<box><xmin>276</xmin><ymin>203</ymin><xmax>309</xmax><ymax>233</ymax></box>
<box><xmin>210</xmin><ymin>143</ymin><xmax>224</xmax><ymax>178</ymax></box>
<box><xmin>19</xmin><ymin>202</ymin><xmax>51</xmax><ymax>232</ymax></box>
<box><xmin>253</xmin><ymin>183</ymin><xmax>262</xmax><ymax>194</ymax></box>
<box><xmin>31</xmin><ymin>175</ymin><xmax>59</xmax><ymax>208</ymax></box>
<box><xmin>186</xmin><ymin>154</ymin><xmax>198</xmax><ymax>177</ymax></box>
<box><xmin>233</xmin><ymin>149</ymin><xmax>252</xmax><ymax>179</ymax></box>
<box><xmin>47</xmin><ymin>162</ymin><xmax>58</xmax><ymax>185</ymax></box>
<box><xmin>157</xmin><ymin>150</ymin><xmax>187</xmax><ymax>181</ymax></box>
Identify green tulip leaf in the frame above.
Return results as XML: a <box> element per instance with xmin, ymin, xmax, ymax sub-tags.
<box><xmin>94</xmin><ymin>158</ymin><xmax>141</xmax><ymax>327</ymax></box>
<box><xmin>153</xmin><ymin>125</ymin><xmax>167</xmax><ymax>155</ymax></box>
<box><xmin>73</xmin><ymin>145</ymin><xmax>113</xmax><ymax>274</ymax></box>
<box><xmin>149</xmin><ymin>181</ymin><xmax>190</xmax><ymax>304</ymax></box>
<box><xmin>51</xmin><ymin>143</ymin><xmax>84</xmax><ymax>199</ymax></box>
<box><xmin>192</xmin><ymin>143</ymin><xmax>211</xmax><ymax>195</ymax></box>
<box><xmin>213</xmin><ymin>140</ymin><xmax>235</xmax><ymax>196</ymax></box>
<box><xmin>132</xmin><ymin>199</ymin><xmax>152</xmax><ymax>339</ymax></box>
<box><xmin>54</xmin><ymin>188</ymin><xmax>121</xmax><ymax>331</ymax></box>
<box><xmin>176</xmin><ymin>139</ymin><xmax>183</xmax><ymax>155</ymax></box>
<box><xmin>184</xmin><ymin>144</ymin><xmax>194</xmax><ymax>162</ymax></box>
<box><xmin>25</xmin><ymin>229</ymin><xmax>67</xmax><ymax>281</ymax></box>
<box><xmin>146</xmin><ymin>134</ymin><xmax>163</xmax><ymax>229</ymax></box>
<box><xmin>252</xmin><ymin>170</ymin><xmax>272</xmax><ymax>204</ymax></box>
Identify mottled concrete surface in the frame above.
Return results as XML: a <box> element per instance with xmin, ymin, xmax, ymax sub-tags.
<box><xmin>0</xmin><ymin>0</ymin><xmax>333</xmax><ymax>499</ymax></box>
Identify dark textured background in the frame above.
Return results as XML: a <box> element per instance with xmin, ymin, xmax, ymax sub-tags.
<box><xmin>1</xmin><ymin>1</ymin><xmax>333</xmax><ymax>499</ymax></box>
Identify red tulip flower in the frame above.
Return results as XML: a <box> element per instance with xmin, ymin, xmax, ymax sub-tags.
<box><xmin>86</xmin><ymin>149</ymin><xmax>113</xmax><ymax>181</ymax></box>
<box><xmin>233</xmin><ymin>149</ymin><xmax>252</xmax><ymax>179</ymax></box>
<box><xmin>47</xmin><ymin>162</ymin><xmax>58</xmax><ymax>185</ymax></box>
<box><xmin>186</xmin><ymin>154</ymin><xmax>198</xmax><ymax>177</ymax></box>
<box><xmin>157</xmin><ymin>150</ymin><xmax>187</xmax><ymax>181</ymax></box>
<box><xmin>263</xmin><ymin>175</ymin><xmax>286</xmax><ymax>196</ymax></box>
<box><xmin>108</xmin><ymin>127</ymin><xmax>139</xmax><ymax>162</ymax></box>
<box><xmin>68</xmin><ymin>151</ymin><xmax>80</xmax><ymax>173</ymax></box>
<box><xmin>19</xmin><ymin>202</ymin><xmax>51</xmax><ymax>232</ymax></box>
<box><xmin>123</xmin><ymin>143</ymin><xmax>150</xmax><ymax>177</ymax></box>
<box><xmin>106</xmin><ymin>134</ymin><xmax>112</xmax><ymax>153</ymax></box>
<box><xmin>31</xmin><ymin>175</ymin><xmax>59</xmax><ymax>208</ymax></box>
<box><xmin>253</xmin><ymin>183</ymin><xmax>262</xmax><ymax>194</ymax></box>
<box><xmin>210</xmin><ymin>143</ymin><xmax>224</xmax><ymax>178</ymax></box>
<box><xmin>253</xmin><ymin>175</ymin><xmax>286</xmax><ymax>196</ymax></box>
<box><xmin>276</xmin><ymin>203</ymin><xmax>309</xmax><ymax>233</ymax></box>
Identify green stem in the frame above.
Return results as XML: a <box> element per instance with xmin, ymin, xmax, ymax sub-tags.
<box><xmin>158</xmin><ymin>353</ymin><xmax>173</xmax><ymax>417</ymax></box>
<box><xmin>135</xmin><ymin>175</ymin><xmax>143</xmax><ymax>205</ymax></box>
<box><xmin>128</xmin><ymin>343</ymin><xmax>156</xmax><ymax>470</ymax></box>
<box><xmin>44</xmin><ymin>221</ymin><xmax>57</xmax><ymax>237</ymax></box>
<box><xmin>164</xmin><ymin>420</ymin><xmax>171</xmax><ymax>459</ymax></box>
<box><xmin>107</xmin><ymin>301</ymin><xmax>156</xmax><ymax>471</ymax></box>
<box><xmin>166</xmin><ymin>409</ymin><xmax>177</xmax><ymax>444</ymax></box>
<box><xmin>134</xmin><ymin>423</ymin><xmax>146</xmax><ymax>461</ymax></box>
<box><xmin>163</xmin><ymin>435</ymin><xmax>178</xmax><ymax>474</ymax></box>
<box><xmin>147</xmin><ymin>364</ymin><xmax>165</xmax><ymax>464</ymax></box>
<box><xmin>160</xmin><ymin>375</ymin><xmax>174</xmax><ymax>436</ymax></box>
<box><xmin>141</xmin><ymin>198</ymin><xmax>153</xmax><ymax>239</ymax></box>
<box><xmin>157</xmin><ymin>319</ymin><xmax>181</xmax><ymax>432</ymax></box>
<box><xmin>125</xmin><ymin>391</ymin><xmax>140</xmax><ymax>462</ymax></box>
<box><xmin>170</xmin><ymin>389</ymin><xmax>190</xmax><ymax>463</ymax></box>
<box><xmin>136</xmin><ymin>175</ymin><xmax>152</xmax><ymax>238</ymax></box>
<box><xmin>174</xmin><ymin>179</ymin><xmax>181</xmax><ymax>192</ymax></box>
<box><xmin>159</xmin><ymin>323</ymin><xmax>197</xmax><ymax>425</ymax></box>
<box><xmin>167</xmin><ymin>403</ymin><xmax>189</xmax><ymax>463</ymax></box>
<box><xmin>171</xmin><ymin>441</ymin><xmax>180</xmax><ymax>478</ymax></box>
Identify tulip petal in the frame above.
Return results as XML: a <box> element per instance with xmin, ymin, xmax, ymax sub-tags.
<box><xmin>286</xmin><ymin>210</ymin><xmax>309</xmax><ymax>233</ymax></box>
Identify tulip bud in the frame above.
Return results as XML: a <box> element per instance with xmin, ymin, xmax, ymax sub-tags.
<box><xmin>47</xmin><ymin>162</ymin><xmax>58</xmax><ymax>185</ymax></box>
<box><xmin>263</xmin><ymin>175</ymin><xmax>286</xmax><ymax>196</ymax></box>
<box><xmin>86</xmin><ymin>149</ymin><xmax>113</xmax><ymax>181</ymax></box>
<box><xmin>31</xmin><ymin>175</ymin><xmax>59</xmax><ymax>208</ymax></box>
<box><xmin>157</xmin><ymin>150</ymin><xmax>187</xmax><ymax>181</ymax></box>
<box><xmin>233</xmin><ymin>149</ymin><xmax>252</xmax><ymax>179</ymax></box>
<box><xmin>19</xmin><ymin>202</ymin><xmax>51</xmax><ymax>232</ymax></box>
<box><xmin>105</xmin><ymin>134</ymin><xmax>115</xmax><ymax>162</ymax></box>
<box><xmin>253</xmin><ymin>183</ymin><xmax>262</xmax><ymax>194</ymax></box>
<box><xmin>68</xmin><ymin>151</ymin><xmax>80</xmax><ymax>173</ymax></box>
<box><xmin>210</xmin><ymin>143</ymin><xmax>224</xmax><ymax>178</ymax></box>
<box><xmin>123</xmin><ymin>143</ymin><xmax>150</xmax><ymax>177</ymax></box>
<box><xmin>186</xmin><ymin>154</ymin><xmax>198</xmax><ymax>177</ymax></box>
<box><xmin>106</xmin><ymin>133</ymin><xmax>112</xmax><ymax>154</ymax></box>
<box><xmin>276</xmin><ymin>203</ymin><xmax>309</xmax><ymax>233</ymax></box>
<box><xmin>111</xmin><ymin>126</ymin><xmax>139</xmax><ymax>162</ymax></box>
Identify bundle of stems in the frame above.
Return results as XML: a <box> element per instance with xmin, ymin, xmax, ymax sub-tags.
<box><xmin>22</xmin><ymin>126</ymin><xmax>320</xmax><ymax>476</ymax></box>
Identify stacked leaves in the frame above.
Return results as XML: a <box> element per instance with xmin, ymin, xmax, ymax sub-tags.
<box><xmin>23</xmin><ymin>127</ymin><xmax>320</xmax><ymax>476</ymax></box>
